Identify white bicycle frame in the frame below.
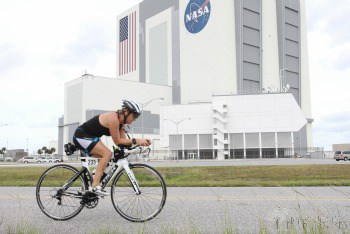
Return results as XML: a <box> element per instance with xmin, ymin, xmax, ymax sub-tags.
<box><xmin>80</xmin><ymin>146</ymin><xmax>151</xmax><ymax>195</ymax></box>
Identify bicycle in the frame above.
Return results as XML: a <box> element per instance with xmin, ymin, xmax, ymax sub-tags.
<box><xmin>36</xmin><ymin>143</ymin><xmax>167</xmax><ymax>222</ymax></box>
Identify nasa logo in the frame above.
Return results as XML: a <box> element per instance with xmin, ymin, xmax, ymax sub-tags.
<box><xmin>184</xmin><ymin>0</ymin><xmax>211</xmax><ymax>34</ymax></box>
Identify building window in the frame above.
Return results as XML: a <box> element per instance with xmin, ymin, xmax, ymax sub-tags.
<box><xmin>246</xmin><ymin>149</ymin><xmax>260</xmax><ymax>159</ymax></box>
<box><xmin>230</xmin><ymin>149</ymin><xmax>244</xmax><ymax>159</ymax></box>
<box><xmin>199</xmin><ymin>150</ymin><xmax>214</xmax><ymax>159</ymax></box>
<box><xmin>262</xmin><ymin>148</ymin><xmax>275</xmax><ymax>158</ymax></box>
<box><xmin>169</xmin><ymin>135</ymin><xmax>182</xmax><ymax>150</ymax></box>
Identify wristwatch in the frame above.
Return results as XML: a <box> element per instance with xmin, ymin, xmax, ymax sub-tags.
<box><xmin>132</xmin><ymin>138</ymin><xmax>137</xmax><ymax>145</ymax></box>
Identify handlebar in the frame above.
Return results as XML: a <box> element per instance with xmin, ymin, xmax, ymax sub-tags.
<box><xmin>123</xmin><ymin>145</ymin><xmax>151</xmax><ymax>155</ymax></box>
<box><xmin>64</xmin><ymin>142</ymin><xmax>151</xmax><ymax>160</ymax></box>
<box><xmin>113</xmin><ymin>145</ymin><xmax>151</xmax><ymax>161</ymax></box>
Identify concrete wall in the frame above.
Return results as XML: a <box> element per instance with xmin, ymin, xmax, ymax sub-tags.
<box><xmin>62</xmin><ymin>75</ymin><xmax>172</xmax><ymax>153</ymax></box>
<box><xmin>179</xmin><ymin>0</ymin><xmax>238</xmax><ymax>104</ymax></box>
<box><xmin>160</xmin><ymin>93</ymin><xmax>307</xmax><ymax>148</ymax></box>
<box><xmin>333</xmin><ymin>144</ymin><xmax>350</xmax><ymax>151</ymax></box>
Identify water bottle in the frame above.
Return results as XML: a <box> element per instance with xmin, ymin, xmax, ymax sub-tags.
<box><xmin>104</xmin><ymin>162</ymin><xmax>113</xmax><ymax>174</ymax></box>
<box><xmin>92</xmin><ymin>163</ymin><xmax>113</xmax><ymax>180</ymax></box>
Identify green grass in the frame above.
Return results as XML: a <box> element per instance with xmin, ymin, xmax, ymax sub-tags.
<box><xmin>1</xmin><ymin>164</ymin><xmax>350</xmax><ymax>187</ymax></box>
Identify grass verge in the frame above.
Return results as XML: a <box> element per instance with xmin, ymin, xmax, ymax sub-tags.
<box><xmin>1</xmin><ymin>164</ymin><xmax>350</xmax><ymax>187</ymax></box>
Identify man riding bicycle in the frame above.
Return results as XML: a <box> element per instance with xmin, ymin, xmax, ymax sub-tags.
<box><xmin>73</xmin><ymin>100</ymin><xmax>151</xmax><ymax>196</ymax></box>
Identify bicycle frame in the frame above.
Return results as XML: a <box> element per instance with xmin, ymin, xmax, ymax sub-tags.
<box><xmin>79</xmin><ymin>156</ymin><xmax>141</xmax><ymax>195</ymax></box>
<box><xmin>37</xmin><ymin>145</ymin><xmax>166</xmax><ymax>222</ymax></box>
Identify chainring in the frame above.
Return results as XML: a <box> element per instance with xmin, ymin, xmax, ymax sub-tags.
<box><xmin>81</xmin><ymin>191</ymin><xmax>99</xmax><ymax>209</ymax></box>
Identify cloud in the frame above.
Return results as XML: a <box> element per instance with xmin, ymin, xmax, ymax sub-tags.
<box><xmin>322</xmin><ymin>111</ymin><xmax>350</xmax><ymax>124</ymax></box>
<box><xmin>0</xmin><ymin>0</ymin><xmax>145</xmax><ymax>152</ymax></box>
<box><xmin>306</xmin><ymin>0</ymin><xmax>350</xmax><ymax>71</ymax></box>
<box><xmin>306</xmin><ymin>0</ymin><xmax>350</xmax><ymax>42</ymax></box>
<box><xmin>305</xmin><ymin>0</ymin><xmax>350</xmax><ymax>149</ymax></box>
<box><xmin>334</xmin><ymin>48</ymin><xmax>350</xmax><ymax>70</ymax></box>
<box><xmin>0</xmin><ymin>44</ymin><xmax>25</xmax><ymax>74</ymax></box>
<box><xmin>54</xmin><ymin>20</ymin><xmax>114</xmax><ymax>67</ymax></box>
<box><xmin>313</xmin><ymin>111</ymin><xmax>350</xmax><ymax>150</ymax></box>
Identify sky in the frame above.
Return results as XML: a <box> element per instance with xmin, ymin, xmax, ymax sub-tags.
<box><xmin>0</xmin><ymin>0</ymin><xmax>349</xmax><ymax>153</ymax></box>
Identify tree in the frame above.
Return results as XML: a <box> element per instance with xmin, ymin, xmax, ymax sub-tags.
<box><xmin>38</xmin><ymin>149</ymin><xmax>43</xmax><ymax>156</ymax></box>
<box><xmin>50</xmin><ymin>148</ymin><xmax>56</xmax><ymax>155</ymax></box>
<box><xmin>44</xmin><ymin>149</ymin><xmax>50</xmax><ymax>155</ymax></box>
<box><xmin>1</xmin><ymin>147</ymin><xmax>6</xmax><ymax>159</ymax></box>
<box><xmin>42</xmin><ymin>147</ymin><xmax>47</xmax><ymax>155</ymax></box>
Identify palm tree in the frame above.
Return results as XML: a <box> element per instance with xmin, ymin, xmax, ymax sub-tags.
<box><xmin>38</xmin><ymin>149</ymin><xmax>43</xmax><ymax>156</ymax></box>
<box><xmin>42</xmin><ymin>147</ymin><xmax>47</xmax><ymax>155</ymax></box>
<box><xmin>50</xmin><ymin>147</ymin><xmax>56</xmax><ymax>155</ymax></box>
<box><xmin>1</xmin><ymin>147</ymin><xmax>7</xmax><ymax>159</ymax></box>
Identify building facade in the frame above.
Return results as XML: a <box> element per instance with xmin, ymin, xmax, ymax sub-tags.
<box><xmin>59</xmin><ymin>0</ymin><xmax>313</xmax><ymax>160</ymax></box>
<box><xmin>161</xmin><ymin>93</ymin><xmax>308</xmax><ymax>160</ymax></box>
<box><xmin>332</xmin><ymin>144</ymin><xmax>350</xmax><ymax>152</ymax></box>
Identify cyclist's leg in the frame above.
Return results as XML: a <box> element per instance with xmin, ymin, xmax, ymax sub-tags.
<box><xmin>90</xmin><ymin>142</ymin><xmax>113</xmax><ymax>187</ymax></box>
<box><xmin>73</xmin><ymin>128</ymin><xmax>112</xmax><ymax>187</ymax></box>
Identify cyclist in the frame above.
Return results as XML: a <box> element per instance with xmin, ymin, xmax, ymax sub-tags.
<box><xmin>73</xmin><ymin>100</ymin><xmax>152</xmax><ymax>196</ymax></box>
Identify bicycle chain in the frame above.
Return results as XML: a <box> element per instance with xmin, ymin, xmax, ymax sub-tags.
<box><xmin>81</xmin><ymin>191</ymin><xmax>99</xmax><ymax>209</ymax></box>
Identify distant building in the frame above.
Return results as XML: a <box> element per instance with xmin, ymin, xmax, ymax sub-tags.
<box><xmin>333</xmin><ymin>144</ymin><xmax>350</xmax><ymax>152</ymax></box>
<box><xmin>59</xmin><ymin>0</ymin><xmax>313</xmax><ymax>160</ymax></box>
<box><xmin>5</xmin><ymin>149</ymin><xmax>28</xmax><ymax>161</ymax></box>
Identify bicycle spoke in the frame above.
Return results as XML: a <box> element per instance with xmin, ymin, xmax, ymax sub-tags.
<box><xmin>120</xmin><ymin>195</ymin><xmax>136</xmax><ymax>211</ymax></box>
<box><xmin>111</xmin><ymin>164</ymin><xmax>166</xmax><ymax>222</ymax></box>
<box><xmin>36</xmin><ymin>165</ymin><xmax>85</xmax><ymax>220</ymax></box>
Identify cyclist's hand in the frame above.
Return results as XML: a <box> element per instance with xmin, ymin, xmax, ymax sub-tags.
<box><xmin>137</xmin><ymin>139</ymin><xmax>151</xmax><ymax>146</ymax></box>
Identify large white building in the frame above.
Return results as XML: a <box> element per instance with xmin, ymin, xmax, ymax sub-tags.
<box><xmin>59</xmin><ymin>0</ymin><xmax>313</xmax><ymax>160</ymax></box>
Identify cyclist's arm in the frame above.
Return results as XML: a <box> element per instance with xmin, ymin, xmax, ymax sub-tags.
<box><xmin>107</xmin><ymin>113</ymin><xmax>133</xmax><ymax>146</ymax></box>
<box><xmin>107</xmin><ymin>113</ymin><xmax>150</xmax><ymax>146</ymax></box>
<box><xmin>120</xmin><ymin>125</ymin><xmax>127</xmax><ymax>139</ymax></box>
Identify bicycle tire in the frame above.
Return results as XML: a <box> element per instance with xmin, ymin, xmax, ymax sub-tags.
<box><xmin>36</xmin><ymin>164</ymin><xmax>86</xmax><ymax>220</ymax></box>
<box><xmin>110</xmin><ymin>164</ymin><xmax>167</xmax><ymax>222</ymax></box>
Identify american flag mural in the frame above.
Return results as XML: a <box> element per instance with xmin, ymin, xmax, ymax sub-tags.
<box><xmin>119</xmin><ymin>12</ymin><xmax>136</xmax><ymax>76</ymax></box>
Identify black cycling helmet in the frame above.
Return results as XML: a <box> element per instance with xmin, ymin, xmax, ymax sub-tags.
<box><xmin>121</xmin><ymin>100</ymin><xmax>141</xmax><ymax>123</ymax></box>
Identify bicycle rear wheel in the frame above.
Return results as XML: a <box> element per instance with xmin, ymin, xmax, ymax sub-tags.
<box><xmin>36</xmin><ymin>164</ymin><xmax>86</xmax><ymax>220</ymax></box>
<box><xmin>111</xmin><ymin>164</ymin><xmax>167</xmax><ymax>222</ymax></box>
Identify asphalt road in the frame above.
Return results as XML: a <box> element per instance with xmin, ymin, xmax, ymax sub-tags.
<box><xmin>1</xmin><ymin>187</ymin><xmax>350</xmax><ymax>233</ymax></box>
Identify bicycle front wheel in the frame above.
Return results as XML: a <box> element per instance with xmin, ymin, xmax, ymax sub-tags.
<box><xmin>111</xmin><ymin>164</ymin><xmax>167</xmax><ymax>222</ymax></box>
<box><xmin>36</xmin><ymin>164</ymin><xmax>86</xmax><ymax>220</ymax></box>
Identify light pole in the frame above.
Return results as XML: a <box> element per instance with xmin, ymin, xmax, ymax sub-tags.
<box><xmin>164</xmin><ymin>118</ymin><xmax>191</xmax><ymax>162</ymax></box>
<box><xmin>0</xmin><ymin>124</ymin><xmax>9</xmax><ymax>151</ymax></box>
<box><xmin>279</xmin><ymin>68</ymin><xmax>289</xmax><ymax>92</ymax></box>
<box><xmin>140</xmin><ymin>98</ymin><xmax>164</xmax><ymax>139</ymax></box>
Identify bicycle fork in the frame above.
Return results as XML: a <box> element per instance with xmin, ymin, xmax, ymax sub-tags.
<box><xmin>118</xmin><ymin>159</ymin><xmax>141</xmax><ymax>195</ymax></box>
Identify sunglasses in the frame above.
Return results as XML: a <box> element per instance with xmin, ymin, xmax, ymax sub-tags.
<box><xmin>133</xmin><ymin>113</ymin><xmax>140</xmax><ymax>119</ymax></box>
